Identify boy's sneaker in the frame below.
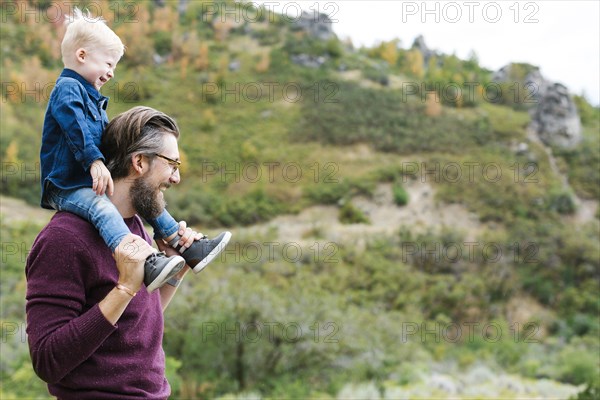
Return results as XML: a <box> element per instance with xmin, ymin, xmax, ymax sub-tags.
<box><xmin>174</xmin><ymin>231</ymin><xmax>232</xmax><ymax>274</ymax></box>
<box><xmin>144</xmin><ymin>252</ymin><xmax>186</xmax><ymax>293</ymax></box>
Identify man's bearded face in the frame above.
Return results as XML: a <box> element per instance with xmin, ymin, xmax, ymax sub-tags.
<box><xmin>130</xmin><ymin>174</ymin><xmax>169</xmax><ymax>220</ymax></box>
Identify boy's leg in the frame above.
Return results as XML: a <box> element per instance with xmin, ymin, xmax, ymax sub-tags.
<box><xmin>47</xmin><ymin>186</ymin><xmax>131</xmax><ymax>251</ymax></box>
<box><xmin>47</xmin><ymin>187</ymin><xmax>185</xmax><ymax>292</ymax></box>
<box><xmin>146</xmin><ymin>208</ymin><xmax>180</xmax><ymax>243</ymax></box>
<box><xmin>148</xmin><ymin>209</ymin><xmax>231</xmax><ymax>273</ymax></box>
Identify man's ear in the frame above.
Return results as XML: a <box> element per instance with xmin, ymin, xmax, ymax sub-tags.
<box><xmin>131</xmin><ymin>154</ymin><xmax>146</xmax><ymax>175</ymax></box>
<box><xmin>75</xmin><ymin>48</ymin><xmax>87</xmax><ymax>63</ymax></box>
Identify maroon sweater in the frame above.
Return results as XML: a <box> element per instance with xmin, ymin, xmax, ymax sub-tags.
<box><xmin>25</xmin><ymin>212</ymin><xmax>170</xmax><ymax>399</ymax></box>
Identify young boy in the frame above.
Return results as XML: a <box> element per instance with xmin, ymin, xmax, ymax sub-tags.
<box><xmin>40</xmin><ymin>9</ymin><xmax>231</xmax><ymax>292</ymax></box>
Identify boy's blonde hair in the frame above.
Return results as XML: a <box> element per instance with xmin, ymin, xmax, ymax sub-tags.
<box><xmin>61</xmin><ymin>8</ymin><xmax>125</xmax><ymax>67</ymax></box>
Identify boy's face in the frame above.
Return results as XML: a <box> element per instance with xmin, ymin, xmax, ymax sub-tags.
<box><xmin>74</xmin><ymin>48</ymin><xmax>119</xmax><ymax>90</ymax></box>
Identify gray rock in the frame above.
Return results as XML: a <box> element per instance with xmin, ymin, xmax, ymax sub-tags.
<box><xmin>493</xmin><ymin>64</ymin><xmax>582</xmax><ymax>148</ymax></box>
<box><xmin>292</xmin><ymin>11</ymin><xmax>335</xmax><ymax>41</ymax></box>
<box><xmin>152</xmin><ymin>53</ymin><xmax>165</xmax><ymax>65</ymax></box>
<box><xmin>412</xmin><ymin>35</ymin><xmax>438</xmax><ymax>66</ymax></box>
<box><xmin>178</xmin><ymin>0</ymin><xmax>189</xmax><ymax>15</ymax></box>
<box><xmin>516</xmin><ymin>142</ymin><xmax>529</xmax><ymax>155</ymax></box>
<box><xmin>228</xmin><ymin>60</ymin><xmax>241</xmax><ymax>72</ymax></box>
<box><xmin>531</xmin><ymin>83</ymin><xmax>582</xmax><ymax>148</ymax></box>
<box><xmin>291</xmin><ymin>53</ymin><xmax>328</xmax><ymax>68</ymax></box>
<box><xmin>428</xmin><ymin>374</ymin><xmax>460</xmax><ymax>394</ymax></box>
<box><xmin>524</xmin><ymin>68</ymin><xmax>551</xmax><ymax>102</ymax></box>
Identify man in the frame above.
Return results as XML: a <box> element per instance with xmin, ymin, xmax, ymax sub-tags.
<box><xmin>26</xmin><ymin>106</ymin><xmax>206</xmax><ymax>399</ymax></box>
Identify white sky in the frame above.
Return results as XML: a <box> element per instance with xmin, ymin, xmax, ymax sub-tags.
<box><xmin>255</xmin><ymin>1</ymin><xmax>600</xmax><ymax>105</ymax></box>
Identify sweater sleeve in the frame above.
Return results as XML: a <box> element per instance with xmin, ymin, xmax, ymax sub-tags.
<box><xmin>25</xmin><ymin>226</ymin><xmax>117</xmax><ymax>384</ymax></box>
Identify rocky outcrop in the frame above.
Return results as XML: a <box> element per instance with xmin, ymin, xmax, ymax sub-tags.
<box><xmin>494</xmin><ymin>63</ymin><xmax>582</xmax><ymax>148</ymax></box>
<box><xmin>412</xmin><ymin>35</ymin><xmax>437</xmax><ymax>65</ymax></box>
<box><xmin>292</xmin><ymin>11</ymin><xmax>335</xmax><ymax>41</ymax></box>
<box><xmin>290</xmin><ymin>54</ymin><xmax>328</xmax><ymax>68</ymax></box>
<box><xmin>530</xmin><ymin>83</ymin><xmax>582</xmax><ymax>148</ymax></box>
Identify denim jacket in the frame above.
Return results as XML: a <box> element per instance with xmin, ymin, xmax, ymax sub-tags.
<box><xmin>40</xmin><ymin>69</ymin><xmax>109</xmax><ymax>209</ymax></box>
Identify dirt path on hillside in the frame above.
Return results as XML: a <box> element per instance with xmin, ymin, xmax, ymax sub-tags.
<box><xmin>240</xmin><ymin>181</ymin><xmax>484</xmax><ymax>247</ymax></box>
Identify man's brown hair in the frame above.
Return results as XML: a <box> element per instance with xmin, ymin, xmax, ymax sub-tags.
<box><xmin>101</xmin><ymin>106</ymin><xmax>180</xmax><ymax>179</ymax></box>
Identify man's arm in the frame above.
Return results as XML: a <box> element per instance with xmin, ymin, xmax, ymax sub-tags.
<box><xmin>25</xmin><ymin>229</ymin><xmax>150</xmax><ymax>383</ymax></box>
<box><xmin>156</xmin><ymin>221</ymin><xmax>202</xmax><ymax>312</ymax></box>
<box><xmin>157</xmin><ymin>266</ymin><xmax>191</xmax><ymax>312</ymax></box>
<box><xmin>98</xmin><ymin>235</ymin><xmax>152</xmax><ymax>323</ymax></box>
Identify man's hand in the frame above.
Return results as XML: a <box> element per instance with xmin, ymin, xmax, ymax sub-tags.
<box><xmin>156</xmin><ymin>222</ymin><xmax>201</xmax><ymax>309</ymax></box>
<box><xmin>113</xmin><ymin>234</ymin><xmax>155</xmax><ymax>293</ymax></box>
<box><xmin>90</xmin><ymin>159</ymin><xmax>114</xmax><ymax>196</ymax></box>
<box><xmin>157</xmin><ymin>221</ymin><xmax>204</xmax><ymax>258</ymax></box>
<box><xmin>99</xmin><ymin>234</ymin><xmax>155</xmax><ymax>324</ymax></box>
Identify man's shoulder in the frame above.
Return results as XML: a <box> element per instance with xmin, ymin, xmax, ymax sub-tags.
<box><xmin>40</xmin><ymin>212</ymin><xmax>150</xmax><ymax>244</ymax></box>
<box><xmin>40</xmin><ymin>212</ymin><xmax>99</xmax><ymax>241</ymax></box>
<box><xmin>27</xmin><ymin>212</ymin><xmax>106</xmax><ymax>272</ymax></box>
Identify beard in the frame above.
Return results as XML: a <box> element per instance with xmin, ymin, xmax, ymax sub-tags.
<box><xmin>130</xmin><ymin>175</ymin><xmax>168</xmax><ymax>220</ymax></box>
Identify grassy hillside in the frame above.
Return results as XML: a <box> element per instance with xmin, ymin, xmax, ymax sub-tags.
<box><xmin>1</xmin><ymin>1</ymin><xmax>598</xmax><ymax>398</ymax></box>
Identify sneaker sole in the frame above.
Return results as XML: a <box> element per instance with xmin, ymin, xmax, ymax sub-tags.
<box><xmin>146</xmin><ymin>256</ymin><xmax>186</xmax><ymax>293</ymax></box>
<box><xmin>192</xmin><ymin>231</ymin><xmax>232</xmax><ymax>274</ymax></box>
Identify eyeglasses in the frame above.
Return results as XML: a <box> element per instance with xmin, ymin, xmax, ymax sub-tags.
<box><xmin>152</xmin><ymin>153</ymin><xmax>181</xmax><ymax>174</ymax></box>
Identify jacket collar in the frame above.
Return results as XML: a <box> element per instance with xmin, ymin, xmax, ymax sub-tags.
<box><xmin>59</xmin><ymin>69</ymin><xmax>108</xmax><ymax>108</ymax></box>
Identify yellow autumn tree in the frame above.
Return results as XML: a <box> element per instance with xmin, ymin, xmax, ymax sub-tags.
<box><xmin>195</xmin><ymin>43</ymin><xmax>209</xmax><ymax>71</ymax></box>
<box><xmin>425</xmin><ymin>92</ymin><xmax>442</xmax><ymax>117</ymax></box>
<box><xmin>200</xmin><ymin>108</ymin><xmax>217</xmax><ymax>131</ymax></box>
<box><xmin>115</xmin><ymin>6</ymin><xmax>153</xmax><ymax>67</ymax></box>
<box><xmin>379</xmin><ymin>39</ymin><xmax>400</xmax><ymax>66</ymax></box>
<box><xmin>3</xmin><ymin>140</ymin><xmax>21</xmax><ymax>193</ymax></box>
<box><xmin>180</xmin><ymin>55</ymin><xmax>189</xmax><ymax>80</ymax></box>
<box><xmin>153</xmin><ymin>5</ymin><xmax>177</xmax><ymax>33</ymax></box>
<box><xmin>4</xmin><ymin>140</ymin><xmax>20</xmax><ymax>164</ymax></box>
<box><xmin>213</xmin><ymin>18</ymin><xmax>233</xmax><ymax>42</ymax></box>
<box><xmin>406</xmin><ymin>49</ymin><xmax>424</xmax><ymax>78</ymax></box>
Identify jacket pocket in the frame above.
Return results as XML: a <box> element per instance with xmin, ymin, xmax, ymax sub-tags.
<box><xmin>85</xmin><ymin>101</ymin><xmax>104</xmax><ymax>144</ymax></box>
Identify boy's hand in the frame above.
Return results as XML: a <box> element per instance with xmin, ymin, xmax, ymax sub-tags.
<box><xmin>90</xmin><ymin>159</ymin><xmax>114</xmax><ymax>196</ymax></box>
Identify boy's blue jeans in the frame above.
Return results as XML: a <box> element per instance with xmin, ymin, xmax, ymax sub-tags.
<box><xmin>47</xmin><ymin>186</ymin><xmax>180</xmax><ymax>252</ymax></box>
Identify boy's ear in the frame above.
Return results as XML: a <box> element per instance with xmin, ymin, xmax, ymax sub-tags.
<box><xmin>75</xmin><ymin>48</ymin><xmax>87</xmax><ymax>63</ymax></box>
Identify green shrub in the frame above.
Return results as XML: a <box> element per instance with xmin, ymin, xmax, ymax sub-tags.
<box><xmin>304</xmin><ymin>179</ymin><xmax>374</xmax><ymax>206</ymax></box>
<box><xmin>215</xmin><ymin>189</ymin><xmax>288</xmax><ymax>227</ymax></box>
<box><xmin>339</xmin><ymin>202</ymin><xmax>369</xmax><ymax>224</ymax></box>
<box><xmin>372</xmin><ymin>165</ymin><xmax>405</xmax><ymax>183</ymax></box>
<box><xmin>571</xmin><ymin>383</ymin><xmax>600</xmax><ymax>400</ymax></box>
<box><xmin>363</xmin><ymin>65</ymin><xmax>389</xmax><ymax>86</ymax></box>
<box><xmin>153</xmin><ymin>31</ymin><xmax>172</xmax><ymax>56</ymax></box>
<box><xmin>292</xmin><ymin>82</ymin><xmax>494</xmax><ymax>154</ymax></box>
<box><xmin>392</xmin><ymin>183</ymin><xmax>409</xmax><ymax>206</ymax></box>
<box><xmin>554</xmin><ymin>124</ymin><xmax>600</xmax><ymax>200</ymax></box>
<box><xmin>304</xmin><ymin>181</ymin><xmax>350</xmax><ymax>205</ymax></box>
<box><xmin>283</xmin><ymin>34</ymin><xmax>342</xmax><ymax>59</ymax></box>
<box><xmin>559</xmin><ymin>346</ymin><xmax>600</xmax><ymax>385</ymax></box>
<box><xmin>573</xmin><ymin>95</ymin><xmax>599</xmax><ymax>126</ymax></box>
<box><xmin>546</xmin><ymin>189</ymin><xmax>577</xmax><ymax>214</ymax></box>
